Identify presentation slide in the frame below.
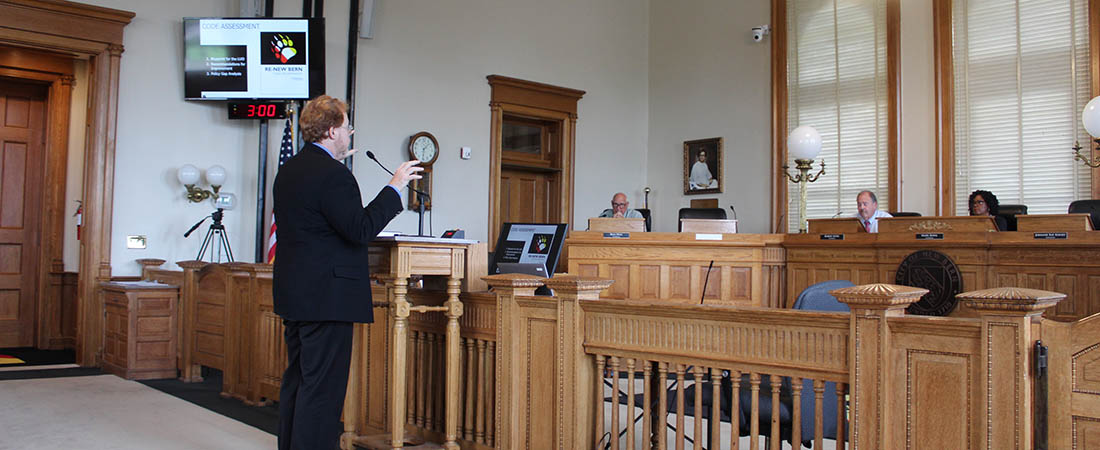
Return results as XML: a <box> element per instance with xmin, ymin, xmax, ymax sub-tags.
<box><xmin>499</xmin><ymin>224</ymin><xmax>561</xmax><ymax>266</ymax></box>
<box><xmin>184</xmin><ymin>19</ymin><xmax>310</xmax><ymax>99</ymax></box>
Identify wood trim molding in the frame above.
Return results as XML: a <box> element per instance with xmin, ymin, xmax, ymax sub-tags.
<box><xmin>932</xmin><ymin>0</ymin><xmax>954</xmax><ymax>216</ymax></box>
<box><xmin>486</xmin><ymin>75</ymin><xmax>584</xmax><ymax>251</ymax></box>
<box><xmin>1090</xmin><ymin>0</ymin><xmax>1100</xmax><ymax>199</ymax></box>
<box><xmin>0</xmin><ymin>0</ymin><xmax>133</xmax><ymax>366</ymax></box>
<box><xmin>887</xmin><ymin>0</ymin><xmax>901</xmax><ymax>212</ymax></box>
<box><xmin>770</xmin><ymin>0</ymin><xmax>789</xmax><ymax>234</ymax></box>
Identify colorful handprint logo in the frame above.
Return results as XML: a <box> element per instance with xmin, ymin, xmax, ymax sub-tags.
<box><xmin>269</xmin><ymin>34</ymin><xmax>297</xmax><ymax>63</ymax></box>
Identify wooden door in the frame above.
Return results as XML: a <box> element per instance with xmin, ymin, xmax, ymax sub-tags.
<box><xmin>499</xmin><ymin>168</ymin><xmax>556</xmax><ymax>224</ymax></box>
<box><xmin>0</xmin><ymin>79</ymin><xmax>46</xmax><ymax>347</ymax></box>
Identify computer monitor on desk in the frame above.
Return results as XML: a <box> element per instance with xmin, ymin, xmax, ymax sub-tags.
<box><xmin>489</xmin><ymin>223</ymin><xmax>567</xmax><ymax>276</ymax></box>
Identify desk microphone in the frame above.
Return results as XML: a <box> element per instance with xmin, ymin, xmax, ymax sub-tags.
<box><xmin>832</xmin><ymin>211</ymin><xmax>846</xmax><ymax>218</ymax></box>
<box><xmin>774</xmin><ymin>213</ymin><xmax>785</xmax><ymax>234</ymax></box>
<box><xmin>729</xmin><ymin>205</ymin><xmax>737</xmax><ymax>221</ymax></box>
<box><xmin>365</xmin><ymin>150</ymin><xmax>432</xmax><ymax>236</ymax></box>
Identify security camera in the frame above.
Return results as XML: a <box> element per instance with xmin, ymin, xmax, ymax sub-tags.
<box><xmin>752</xmin><ymin>25</ymin><xmax>771</xmax><ymax>42</ymax></box>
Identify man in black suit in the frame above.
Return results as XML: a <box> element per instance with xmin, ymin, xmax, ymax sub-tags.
<box><xmin>272</xmin><ymin>95</ymin><xmax>422</xmax><ymax>450</ymax></box>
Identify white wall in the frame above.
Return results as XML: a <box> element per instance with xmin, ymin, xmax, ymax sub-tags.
<box><xmin>899</xmin><ymin>0</ymin><xmax>937</xmax><ymax>216</ymax></box>
<box><xmin>647</xmin><ymin>0</ymin><xmax>774</xmax><ymax>233</ymax></box>
<box><xmin>63</xmin><ymin>60</ymin><xmax>89</xmax><ymax>271</ymax></box>
<box><xmin>87</xmin><ymin>0</ymin><xmax>650</xmax><ymax>276</ymax></box>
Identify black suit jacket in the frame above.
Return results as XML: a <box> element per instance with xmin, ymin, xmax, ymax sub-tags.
<box><xmin>272</xmin><ymin>143</ymin><xmax>403</xmax><ymax>323</ymax></box>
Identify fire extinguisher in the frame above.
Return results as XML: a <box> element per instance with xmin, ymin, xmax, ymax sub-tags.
<box><xmin>74</xmin><ymin>200</ymin><xmax>83</xmax><ymax>241</ymax></box>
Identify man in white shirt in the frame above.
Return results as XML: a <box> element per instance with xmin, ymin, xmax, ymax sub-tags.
<box><xmin>689</xmin><ymin>150</ymin><xmax>716</xmax><ymax>190</ymax></box>
<box><xmin>855</xmin><ymin>190</ymin><xmax>891</xmax><ymax>233</ymax></box>
<box><xmin>598</xmin><ymin>192</ymin><xmax>643</xmax><ymax>218</ymax></box>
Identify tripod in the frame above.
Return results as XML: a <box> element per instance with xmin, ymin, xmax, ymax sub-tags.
<box><xmin>184</xmin><ymin>208</ymin><xmax>234</xmax><ymax>262</ymax></box>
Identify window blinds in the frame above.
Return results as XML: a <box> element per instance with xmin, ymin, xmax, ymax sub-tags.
<box><xmin>952</xmin><ymin>0</ymin><xmax>1092</xmax><ymax>215</ymax></box>
<box><xmin>787</xmin><ymin>0</ymin><xmax>889</xmax><ymax>232</ymax></box>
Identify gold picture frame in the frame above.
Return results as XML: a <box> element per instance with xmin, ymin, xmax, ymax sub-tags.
<box><xmin>683</xmin><ymin>137</ymin><xmax>722</xmax><ymax>195</ymax></box>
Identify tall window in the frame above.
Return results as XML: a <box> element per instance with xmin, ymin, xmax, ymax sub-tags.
<box><xmin>787</xmin><ymin>0</ymin><xmax>889</xmax><ymax>232</ymax></box>
<box><xmin>952</xmin><ymin>0</ymin><xmax>1092</xmax><ymax>214</ymax></box>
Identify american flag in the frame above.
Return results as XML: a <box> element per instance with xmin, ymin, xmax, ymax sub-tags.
<box><xmin>267</xmin><ymin>118</ymin><xmax>295</xmax><ymax>263</ymax></box>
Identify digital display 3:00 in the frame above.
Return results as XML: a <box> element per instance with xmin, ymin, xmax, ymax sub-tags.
<box><xmin>227</xmin><ymin>101</ymin><xmax>289</xmax><ymax>120</ymax></box>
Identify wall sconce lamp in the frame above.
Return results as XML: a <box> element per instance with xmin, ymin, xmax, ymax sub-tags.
<box><xmin>1073</xmin><ymin>96</ymin><xmax>1100</xmax><ymax>167</ymax></box>
<box><xmin>782</xmin><ymin>125</ymin><xmax>826</xmax><ymax>233</ymax></box>
<box><xmin>177</xmin><ymin>164</ymin><xmax>227</xmax><ymax>203</ymax></box>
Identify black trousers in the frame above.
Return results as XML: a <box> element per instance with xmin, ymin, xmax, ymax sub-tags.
<box><xmin>278</xmin><ymin>320</ymin><xmax>354</xmax><ymax>450</ymax></box>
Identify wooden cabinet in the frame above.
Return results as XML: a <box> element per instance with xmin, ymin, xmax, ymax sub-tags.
<box><xmin>101</xmin><ymin>281</ymin><xmax>178</xmax><ymax>380</ymax></box>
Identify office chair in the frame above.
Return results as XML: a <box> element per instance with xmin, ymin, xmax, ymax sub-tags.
<box><xmin>636</xmin><ymin>208</ymin><xmax>653</xmax><ymax>232</ymax></box>
<box><xmin>1068</xmin><ymin>200</ymin><xmax>1100</xmax><ymax>230</ymax></box>
<box><xmin>997</xmin><ymin>204</ymin><xmax>1028</xmax><ymax>231</ymax></box>
<box><xmin>888</xmin><ymin>211</ymin><xmax>921</xmax><ymax>217</ymax></box>
<box><xmin>677</xmin><ymin>208</ymin><xmax>727</xmax><ymax>232</ymax></box>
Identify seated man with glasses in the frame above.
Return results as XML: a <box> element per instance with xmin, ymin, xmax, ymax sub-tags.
<box><xmin>598</xmin><ymin>192</ymin><xmax>643</xmax><ymax>219</ymax></box>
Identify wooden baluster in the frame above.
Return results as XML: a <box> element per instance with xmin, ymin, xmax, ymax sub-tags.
<box><xmin>692</xmin><ymin>366</ymin><xmax>704</xmax><ymax>450</ymax></box>
<box><xmin>791</xmin><ymin>377</ymin><xmax>802</xmax><ymax>449</ymax></box>
<box><xmin>425</xmin><ymin>333</ymin><xmax>436</xmax><ymax>430</ymax></box>
<box><xmin>711</xmin><ymin>369</ymin><xmax>721</xmax><ymax>450</ymax></box>
<box><xmin>487</xmin><ymin>341</ymin><xmax>495</xmax><ymax>448</ymax></box>
<box><xmin>463</xmin><ymin>338</ymin><xmax>474</xmax><ymax>442</ymax></box>
<box><xmin>813</xmin><ymin>379</ymin><xmax>824</xmax><ymax>450</ymax></box>
<box><xmin>595</xmin><ymin>354</ymin><xmax>607</xmax><ymax>449</ymax></box>
<box><xmin>731</xmin><ymin>371</ymin><xmax>741</xmax><ymax>450</ymax></box>
<box><xmin>658</xmin><ymin>362</ymin><xmax>669</xmax><ymax>450</ymax></box>
<box><xmin>675</xmin><ymin>364</ymin><xmax>686</xmax><ymax>450</ymax></box>
<box><xmin>610</xmin><ymin>356</ymin><xmax>621</xmax><ymax>450</ymax></box>
<box><xmin>749</xmin><ymin>372</ymin><xmax>760</xmax><ymax>450</ymax></box>
<box><xmin>626</xmin><ymin>358</ymin><xmax>636</xmax><ymax>450</ymax></box>
<box><xmin>474</xmin><ymin>339</ymin><xmax>486</xmax><ymax>443</ymax></box>
<box><xmin>643</xmin><ymin>361</ymin><xmax>653</xmax><ymax>450</ymax></box>
<box><xmin>836</xmin><ymin>382</ymin><xmax>846</xmax><ymax>449</ymax></box>
<box><xmin>409</xmin><ymin>330</ymin><xmax>419</xmax><ymax>427</ymax></box>
<box><xmin>769</xmin><ymin>374</ymin><xmax>781</xmax><ymax>449</ymax></box>
<box><xmin>415</xmin><ymin>331</ymin><xmax>426</xmax><ymax>428</ymax></box>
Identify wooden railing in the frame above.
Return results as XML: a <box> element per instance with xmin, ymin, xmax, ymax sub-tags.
<box><xmin>125</xmin><ymin>259</ymin><xmax>1100</xmax><ymax>449</ymax></box>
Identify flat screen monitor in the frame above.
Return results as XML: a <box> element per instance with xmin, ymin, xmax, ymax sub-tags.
<box><xmin>489</xmin><ymin>223</ymin><xmax>568</xmax><ymax>276</ymax></box>
<box><xmin>183</xmin><ymin>17</ymin><xmax>325</xmax><ymax>100</ymax></box>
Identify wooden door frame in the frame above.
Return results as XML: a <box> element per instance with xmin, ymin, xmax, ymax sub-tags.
<box><xmin>0</xmin><ymin>47</ymin><xmax>75</xmax><ymax>349</ymax></box>
<box><xmin>487</xmin><ymin>75</ymin><xmax>584</xmax><ymax>250</ymax></box>
<box><xmin>0</xmin><ymin>0</ymin><xmax>133</xmax><ymax>365</ymax></box>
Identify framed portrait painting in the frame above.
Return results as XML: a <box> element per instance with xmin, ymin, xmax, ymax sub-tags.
<box><xmin>683</xmin><ymin>137</ymin><xmax>722</xmax><ymax>195</ymax></box>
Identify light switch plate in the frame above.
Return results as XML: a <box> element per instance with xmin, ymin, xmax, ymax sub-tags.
<box><xmin>126</xmin><ymin>235</ymin><xmax>147</xmax><ymax>249</ymax></box>
<box><xmin>460</xmin><ymin>146</ymin><xmax>472</xmax><ymax>160</ymax></box>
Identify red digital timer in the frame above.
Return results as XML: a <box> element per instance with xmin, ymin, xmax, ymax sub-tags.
<box><xmin>227</xmin><ymin>101</ymin><xmax>289</xmax><ymax>120</ymax></box>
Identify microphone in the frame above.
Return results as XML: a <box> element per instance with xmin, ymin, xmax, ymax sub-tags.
<box><xmin>365</xmin><ymin>150</ymin><xmax>432</xmax><ymax>237</ymax></box>
<box><xmin>774</xmin><ymin>213</ymin><xmax>785</xmax><ymax>234</ymax></box>
<box><xmin>365</xmin><ymin>151</ymin><xmax>430</xmax><ymax>200</ymax></box>
<box><xmin>729</xmin><ymin>205</ymin><xmax>737</xmax><ymax>221</ymax></box>
<box><xmin>832</xmin><ymin>211</ymin><xmax>846</xmax><ymax>218</ymax></box>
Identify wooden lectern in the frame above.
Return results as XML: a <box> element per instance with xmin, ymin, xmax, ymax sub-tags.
<box><xmin>348</xmin><ymin>236</ymin><xmax>478</xmax><ymax>449</ymax></box>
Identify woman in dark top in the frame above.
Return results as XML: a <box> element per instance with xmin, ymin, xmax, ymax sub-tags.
<box><xmin>968</xmin><ymin>189</ymin><xmax>1008</xmax><ymax>231</ymax></box>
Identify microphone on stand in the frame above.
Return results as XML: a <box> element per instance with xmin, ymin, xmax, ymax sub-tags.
<box><xmin>729</xmin><ymin>205</ymin><xmax>737</xmax><ymax>221</ymax></box>
<box><xmin>365</xmin><ymin>151</ymin><xmax>431</xmax><ymax>237</ymax></box>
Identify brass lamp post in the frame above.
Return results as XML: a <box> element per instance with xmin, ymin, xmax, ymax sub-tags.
<box><xmin>782</xmin><ymin>125</ymin><xmax>826</xmax><ymax>233</ymax></box>
<box><xmin>1074</xmin><ymin>96</ymin><xmax>1100</xmax><ymax>167</ymax></box>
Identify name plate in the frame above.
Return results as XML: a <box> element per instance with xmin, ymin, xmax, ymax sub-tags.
<box><xmin>820</xmin><ymin>234</ymin><xmax>845</xmax><ymax>240</ymax></box>
<box><xmin>916</xmin><ymin>233</ymin><xmax>944</xmax><ymax>240</ymax></box>
<box><xmin>694</xmin><ymin>233</ymin><xmax>723</xmax><ymax>241</ymax></box>
<box><xmin>602</xmin><ymin>232</ymin><xmax>630</xmax><ymax>239</ymax></box>
<box><xmin>1033</xmin><ymin>232</ymin><xmax>1068</xmax><ymax>240</ymax></box>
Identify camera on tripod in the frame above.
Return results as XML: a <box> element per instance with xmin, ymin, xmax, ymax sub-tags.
<box><xmin>184</xmin><ymin>207</ymin><xmax>234</xmax><ymax>262</ymax></box>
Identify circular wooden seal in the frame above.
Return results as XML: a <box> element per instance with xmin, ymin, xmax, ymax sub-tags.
<box><xmin>894</xmin><ymin>250</ymin><xmax>963</xmax><ymax>316</ymax></box>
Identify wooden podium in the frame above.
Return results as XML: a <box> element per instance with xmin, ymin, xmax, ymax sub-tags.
<box><xmin>348</xmin><ymin>236</ymin><xmax>477</xmax><ymax>449</ymax></box>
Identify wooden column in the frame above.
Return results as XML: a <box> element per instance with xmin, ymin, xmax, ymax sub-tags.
<box><xmin>136</xmin><ymin>258</ymin><xmax>166</xmax><ymax>281</ymax></box>
<box><xmin>542</xmin><ymin>275</ymin><xmax>613</xmax><ymax>450</ymax></box>
<box><xmin>832</xmin><ymin>283</ymin><xmax>927</xmax><ymax>450</ymax></box>
<box><xmin>957</xmin><ymin>287</ymin><xmax>1064</xmax><ymax>450</ymax></box>
<box><xmin>483</xmin><ymin>273</ymin><xmax>542</xmax><ymax>450</ymax></box>
<box><xmin>175</xmin><ymin>260</ymin><xmax>207</xmax><ymax>382</ymax></box>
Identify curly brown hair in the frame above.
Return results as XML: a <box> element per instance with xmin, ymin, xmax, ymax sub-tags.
<box><xmin>299</xmin><ymin>95</ymin><xmax>347</xmax><ymax>143</ymax></box>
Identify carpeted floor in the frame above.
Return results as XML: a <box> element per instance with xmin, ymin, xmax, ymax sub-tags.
<box><xmin>0</xmin><ymin>373</ymin><xmax>276</xmax><ymax>449</ymax></box>
<box><xmin>0</xmin><ymin>347</ymin><xmax>74</xmax><ymax>367</ymax></box>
